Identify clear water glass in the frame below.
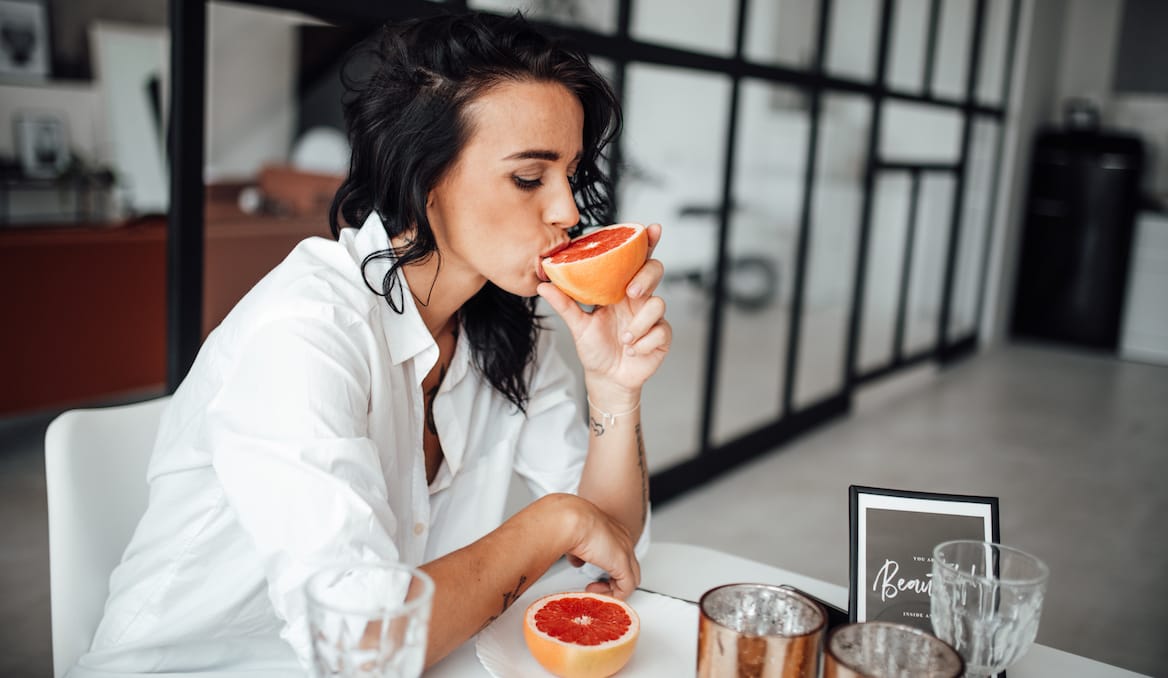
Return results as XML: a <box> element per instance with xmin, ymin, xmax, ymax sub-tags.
<box><xmin>305</xmin><ymin>562</ymin><xmax>434</xmax><ymax>678</ymax></box>
<box><xmin>930</xmin><ymin>540</ymin><xmax>1049</xmax><ymax>678</ymax></box>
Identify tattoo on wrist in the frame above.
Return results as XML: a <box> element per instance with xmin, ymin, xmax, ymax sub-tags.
<box><xmin>478</xmin><ymin>574</ymin><xmax>527</xmax><ymax>632</ymax></box>
<box><xmin>590</xmin><ymin>416</ymin><xmax>606</xmax><ymax>437</ymax></box>
<box><xmin>636</xmin><ymin>423</ymin><xmax>648</xmax><ymax>522</ymax></box>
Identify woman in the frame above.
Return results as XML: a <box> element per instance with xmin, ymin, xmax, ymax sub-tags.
<box><xmin>72</xmin><ymin>10</ymin><xmax>669</xmax><ymax>676</ymax></box>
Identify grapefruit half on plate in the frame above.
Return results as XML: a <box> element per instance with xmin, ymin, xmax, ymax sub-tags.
<box><xmin>542</xmin><ymin>223</ymin><xmax>649</xmax><ymax>306</ymax></box>
<box><xmin>523</xmin><ymin>591</ymin><xmax>640</xmax><ymax>678</ymax></box>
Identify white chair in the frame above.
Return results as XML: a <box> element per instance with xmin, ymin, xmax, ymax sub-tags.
<box><xmin>44</xmin><ymin>396</ymin><xmax>171</xmax><ymax>678</ymax></box>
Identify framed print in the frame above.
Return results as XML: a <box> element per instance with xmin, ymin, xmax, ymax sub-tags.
<box><xmin>849</xmin><ymin>485</ymin><xmax>999</xmax><ymax>631</ymax></box>
<box><xmin>15</xmin><ymin>111</ymin><xmax>69</xmax><ymax>178</ymax></box>
<box><xmin>0</xmin><ymin>0</ymin><xmax>50</xmax><ymax>80</ymax></box>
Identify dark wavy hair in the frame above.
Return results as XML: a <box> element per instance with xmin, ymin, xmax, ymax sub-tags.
<box><xmin>328</xmin><ymin>12</ymin><xmax>621</xmax><ymax>412</ymax></box>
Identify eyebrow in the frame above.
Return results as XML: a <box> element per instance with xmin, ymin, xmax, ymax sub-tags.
<box><xmin>503</xmin><ymin>149</ymin><xmax>583</xmax><ymax>163</ymax></box>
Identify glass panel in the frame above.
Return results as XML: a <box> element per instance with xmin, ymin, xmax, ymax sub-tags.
<box><xmin>887</xmin><ymin>0</ymin><xmax>931</xmax><ymax>92</ymax></box>
<box><xmin>903</xmin><ymin>173</ymin><xmax>955</xmax><ymax>355</ymax></box>
<box><xmin>712</xmin><ymin>80</ymin><xmax>809</xmax><ymax>445</ymax></box>
<box><xmin>468</xmin><ymin>0</ymin><xmax>618</xmax><ymax>34</ymax></box>
<box><xmin>932</xmin><ymin>0</ymin><xmax>974</xmax><ymax>99</ymax></box>
<box><xmin>977</xmin><ymin>0</ymin><xmax>1012</xmax><ymax>105</ymax></box>
<box><xmin>826</xmin><ymin>0</ymin><xmax>880</xmax><ymax>81</ymax></box>
<box><xmin>205</xmin><ymin>3</ymin><xmax>331</xmax><ymax>334</ymax></box>
<box><xmin>880</xmin><ymin>101</ymin><xmax>963</xmax><ymax>163</ymax></box>
<box><xmin>620</xmin><ymin>63</ymin><xmax>732</xmax><ymax>470</ymax></box>
<box><xmin>793</xmin><ymin>94</ymin><xmax>871</xmax><ymax>408</ymax></box>
<box><xmin>745</xmin><ymin>0</ymin><xmax>820</xmax><ymax>69</ymax></box>
<box><xmin>949</xmin><ymin>120</ymin><xmax>1000</xmax><ymax>340</ymax></box>
<box><xmin>858</xmin><ymin>173</ymin><xmax>911</xmax><ymax>372</ymax></box>
<box><xmin>631</xmin><ymin>0</ymin><xmax>738</xmax><ymax>56</ymax></box>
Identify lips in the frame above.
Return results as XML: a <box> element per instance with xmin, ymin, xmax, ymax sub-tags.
<box><xmin>538</xmin><ymin>242</ymin><xmax>569</xmax><ymax>282</ymax></box>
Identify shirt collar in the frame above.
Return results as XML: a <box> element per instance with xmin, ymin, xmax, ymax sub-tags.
<box><xmin>351</xmin><ymin>212</ymin><xmax>434</xmax><ymax>368</ymax></box>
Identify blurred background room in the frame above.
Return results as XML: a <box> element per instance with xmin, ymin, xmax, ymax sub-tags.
<box><xmin>1</xmin><ymin>0</ymin><xmax>1165</xmax><ymax>676</ymax></box>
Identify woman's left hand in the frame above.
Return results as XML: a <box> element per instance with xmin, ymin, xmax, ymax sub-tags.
<box><xmin>538</xmin><ymin>223</ymin><xmax>671</xmax><ymax>398</ymax></box>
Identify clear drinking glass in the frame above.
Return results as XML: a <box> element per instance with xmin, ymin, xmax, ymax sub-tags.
<box><xmin>930</xmin><ymin>541</ymin><xmax>1049</xmax><ymax>678</ymax></box>
<box><xmin>305</xmin><ymin>562</ymin><xmax>434</xmax><ymax>678</ymax></box>
<box><xmin>824</xmin><ymin>621</ymin><xmax>964</xmax><ymax>678</ymax></box>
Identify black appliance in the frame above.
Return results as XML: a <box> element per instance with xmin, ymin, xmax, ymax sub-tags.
<box><xmin>1011</xmin><ymin>118</ymin><xmax>1145</xmax><ymax>351</ymax></box>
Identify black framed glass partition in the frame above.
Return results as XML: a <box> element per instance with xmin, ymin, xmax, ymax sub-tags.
<box><xmin>168</xmin><ymin>0</ymin><xmax>1022</xmax><ymax>505</ymax></box>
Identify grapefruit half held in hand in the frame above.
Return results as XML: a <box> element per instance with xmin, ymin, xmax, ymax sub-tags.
<box><xmin>542</xmin><ymin>223</ymin><xmax>649</xmax><ymax>306</ymax></box>
<box><xmin>523</xmin><ymin>591</ymin><xmax>640</xmax><ymax>678</ymax></box>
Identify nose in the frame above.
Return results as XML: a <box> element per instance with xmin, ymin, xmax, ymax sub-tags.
<box><xmin>544</xmin><ymin>176</ymin><xmax>580</xmax><ymax>231</ymax></box>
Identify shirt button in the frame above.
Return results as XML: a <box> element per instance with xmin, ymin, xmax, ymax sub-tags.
<box><xmin>413</xmin><ymin>522</ymin><xmax>426</xmax><ymax>536</ymax></box>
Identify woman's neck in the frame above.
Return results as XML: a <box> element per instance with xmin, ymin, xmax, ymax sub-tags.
<box><xmin>395</xmin><ymin>239</ymin><xmax>482</xmax><ymax>340</ymax></box>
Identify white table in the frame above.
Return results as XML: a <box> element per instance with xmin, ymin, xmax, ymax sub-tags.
<box><xmin>428</xmin><ymin>542</ymin><xmax>1147</xmax><ymax>677</ymax></box>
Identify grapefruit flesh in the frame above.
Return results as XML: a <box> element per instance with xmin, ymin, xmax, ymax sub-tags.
<box><xmin>542</xmin><ymin>223</ymin><xmax>649</xmax><ymax>306</ymax></box>
<box><xmin>523</xmin><ymin>591</ymin><xmax>640</xmax><ymax>678</ymax></box>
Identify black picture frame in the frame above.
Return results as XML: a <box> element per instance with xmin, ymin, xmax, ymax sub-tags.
<box><xmin>14</xmin><ymin>111</ymin><xmax>68</xmax><ymax>178</ymax></box>
<box><xmin>0</xmin><ymin>0</ymin><xmax>50</xmax><ymax>80</ymax></box>
<box><xmin>848</xmin><ymin>485</ymin><xmax>1000</xmax><ymax>630</ymax></box>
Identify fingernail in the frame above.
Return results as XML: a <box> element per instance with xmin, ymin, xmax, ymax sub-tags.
<box><xmin>627</xmin><ymin>284</ymin><xmax>642</xmax><ymax>298</ymax></box>
<box><xmin>625</xmin><ymin>346</ymin><xmax>636</xmax><ymax>357</ymax></box>
<box><xmin>621</xmin><ymin>331</ymin><xmax>633</xmax><ymax>344</ymax></box>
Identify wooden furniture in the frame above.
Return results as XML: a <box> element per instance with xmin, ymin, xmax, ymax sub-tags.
<box><xmin>0</xmin><ymin>213</ymin><xmax>327</xmax><ymax>415</ymax></box>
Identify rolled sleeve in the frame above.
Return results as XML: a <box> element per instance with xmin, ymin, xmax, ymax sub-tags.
<box><xmin>205</xmin><ymin>315</ymin><xmax>402</xmax><ymax>664</ymax></box>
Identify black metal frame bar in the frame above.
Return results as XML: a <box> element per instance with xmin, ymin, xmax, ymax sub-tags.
<box><xmin>697</xmin><ymin>0</ymin><xmax>750</xmax><ymax>452</ymax></box>
<box><xmin>922</xmin><ymin>0</ymin><xmax>942</xmax><ymax>98</ymax></box>
<box><xmin>168</xmin><ymin>0</ymin><xmax>1021</xmax><ymax>506</ymax></box>
<box><xmin>166</xmin><ymin>0</ymin><xmax>206</xmax><ymax>391</ymax></box>
<box><xmin>936</xmin><ymin>0</ymin><xmax>987</xmax><ymax>361</ymax></box>
<box><xmin>844</xmin><ymin>0</ymin><xmax>895</xmax><ymax>390</ymax></box>
<box><xmin>780</xmin><ymin>0</ymin><xmax>832</xmax><ymax>415</ymax></box>
<box><xmin>893</xmin><ymin>169</ymin><xmax>922</xmax><ymax>364</ymax></box>
<box><xmin>972</xmin><ymin>0</ymin><xmax>1024</xmax><ymax>343</ymax></box>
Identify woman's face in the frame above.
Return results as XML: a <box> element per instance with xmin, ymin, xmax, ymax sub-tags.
<box><xmin>426</xmin><ymin>79</ymin><xmax>584</xmax><ymax>298</ymax></box>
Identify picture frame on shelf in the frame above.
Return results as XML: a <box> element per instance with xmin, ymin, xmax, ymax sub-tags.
<box><xmin>0</xmin><ymin>0</ymin><xmax>50</xmax><ymax>80</ymax></box>
<box><xmin>14</xmin><ymin>110</ymin><xmax>68</xmax><ymax>178</ymax></box>
<box><xmin>848</xmin><ymin>485</ymin><xmax>999</xmax><ymax>631</ymax></box>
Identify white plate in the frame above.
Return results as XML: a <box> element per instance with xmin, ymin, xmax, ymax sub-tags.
<box><xmin>475</xmin><ymin>568</ymin><xmax>699</xmax><ymax>677</ymax></box>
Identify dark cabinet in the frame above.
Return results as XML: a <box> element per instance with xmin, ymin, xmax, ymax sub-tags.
<box><xmin>1011</xmin><ymin>129</ymin><xmax>1144</xmax><ymax>350</ymax></box>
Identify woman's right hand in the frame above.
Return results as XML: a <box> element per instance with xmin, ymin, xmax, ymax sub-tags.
<box><xmin>540</xmin><ymin>493</ymin><xmax>641</xmax><ymax>599</ymax></box>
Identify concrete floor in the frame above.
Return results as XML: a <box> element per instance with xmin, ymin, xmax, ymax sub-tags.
<box><xmin>655</xmin><ymin>343</ymin><xmax>1168</xmax><ymax>676</ymax></box>
<box><xmin>1</xmin><ymin>342</ymin><xmax>1165</xmax><ymax>676</ymax></box>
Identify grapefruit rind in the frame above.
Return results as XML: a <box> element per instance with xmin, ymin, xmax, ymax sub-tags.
<box><xmin>542</xmin><ymin>223</ymin><xmax>649</xmax><ymax>306</ymax></box>
<box><xmin>522</xmin><ymin>591</ymin><xmax>640</xmax><ymax>678</ymax></box>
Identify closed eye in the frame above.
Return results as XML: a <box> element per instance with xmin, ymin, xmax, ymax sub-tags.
<box><xmin>513</xmin><ymin>175</ymin><xmax>542</xmax><ymax>191</ymax></box>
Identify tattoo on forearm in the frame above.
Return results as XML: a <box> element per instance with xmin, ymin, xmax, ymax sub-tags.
<box><xmin>635</xmin><ymin>423</ymin><xmax>648</xmax><ymax>523</ymax></box>
<box><xmin>478</xmin><ymin>574</ymin><xmax>528</xmax><ymax>632</ymax></box>
<box><xmin>590</xmin><ymin>415</ymin><xmax>606</xmax><ymax>437</ymax></box>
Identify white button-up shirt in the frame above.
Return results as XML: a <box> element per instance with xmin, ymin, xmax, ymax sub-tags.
<box><xmin>72</xmin><ymin>214</ymin><xmax>649</xmax><ymax>677</ymax></box>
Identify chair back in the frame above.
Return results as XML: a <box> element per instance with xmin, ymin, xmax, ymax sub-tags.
<box><xmin>44</xmin><ymin>396</ymin><xmax>171</xmax><ymax>678</ymax></box>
